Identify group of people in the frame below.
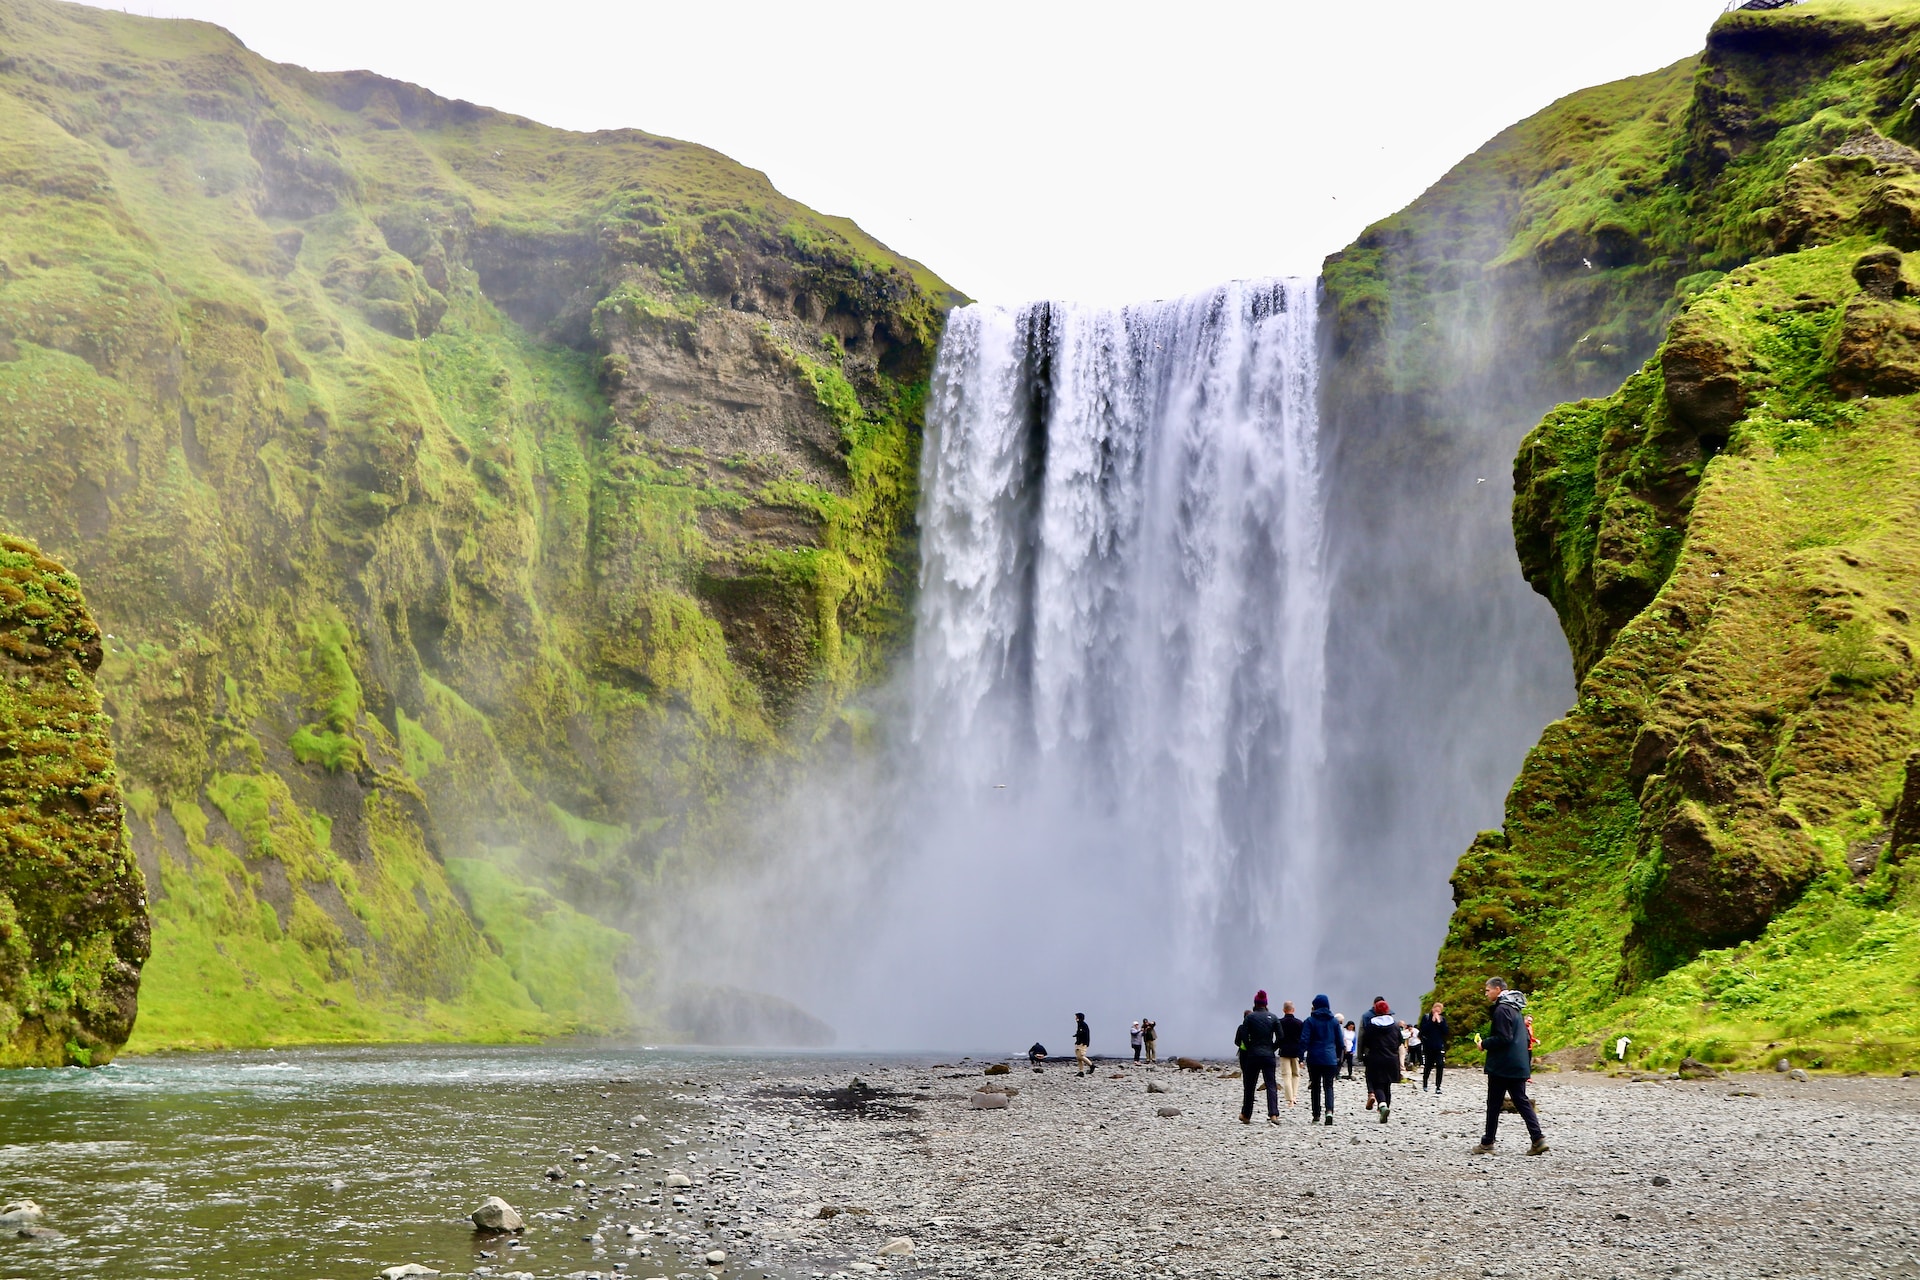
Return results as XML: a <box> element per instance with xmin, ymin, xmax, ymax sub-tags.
<box><xmin>1229</xmin><ymin>979</ymin><xmax>1548</xmax><ymax>1154</ymax></box>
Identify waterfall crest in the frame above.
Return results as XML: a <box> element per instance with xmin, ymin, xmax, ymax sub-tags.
<box><xmin>895</xmin><ymin>277</ymin><xmax>1329</xmax><ymax>1029</ymax></box>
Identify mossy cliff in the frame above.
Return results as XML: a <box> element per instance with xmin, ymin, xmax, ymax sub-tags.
<box><xmin>1425</xmin><ymin>1</ymin><xmax>1920</xmax><ymax>1072</ymax></box>
<box><xmin>0</xmin><ymin>533</ymin><xmax>145</xmax><ymax>1064</ymax></box>
<box><xmin>0</xmin><ymin>0</ymin><xmax>953</xmax><ymax>1056</ymax></box>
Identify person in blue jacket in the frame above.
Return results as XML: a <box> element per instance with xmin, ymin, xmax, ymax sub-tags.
<box><xmin>1301</xmin><ymin>993</ymin><xmax>1344</xmax><ymax>1125</ymax></box>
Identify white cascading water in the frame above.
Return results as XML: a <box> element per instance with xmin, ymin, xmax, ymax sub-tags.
<box><xmin>873</xmin><ymin>276</ymin><xmax>1329</xmax><ymax>1041</ymax></box>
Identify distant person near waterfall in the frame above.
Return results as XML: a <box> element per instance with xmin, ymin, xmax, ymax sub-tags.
<box><xmin>1074</xmin><ymin>1013</ymin><xmax>1092</xmax><ymax>1076</ymax></box>
<box><xmin>1142</xmin><ymin>1018</ymin><xmax>1158</xmax><ymax>1063</ymax></box>
<box><xmin>1419</xmin><ymin>1002</ymin><xmax>1449</xmax><ymax>1093</ymax></box>
<box><xmin>1276</xmin><ymin>1001</ymin><xmax>1305</xmax><ymax>1109</ymax></box>
<box><xmin>1341</xmin><ymin>1020</ymin><xmax>1357</xmax><ymax>1078</ymax></box>
<box><xmin>1234</xmin><ymin>991</ymin><xmax>1283</xmax><ymax>1124</ymax></box>
<box><xmin>1359</xmin><ymin>997</ymin><xmax>1403</xmax><ymax>1122</ymax></box>
<box><xmin>1303</xmin><ymin>994</ymin><xmax>1342</xmax><ymax>1124</ymax></box>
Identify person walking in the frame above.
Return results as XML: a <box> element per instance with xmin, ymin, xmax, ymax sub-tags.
<box><xmin>1130</xmin><ymin>1021</ymin><xmax>1144</xmax><ymax>1062</ymax></box>
<box><xmin>1341</xmin><ymin>1020</ymin><xmax>1357</xmax><ymax>1079</ymax></box>
<box><xmin>1359</xmin><ymin>997</ymin><xmax>1402</xmax><ymax>1123</ymax></box>
<box><xmin>1419</xmin><ymin>1001</ymin><xmax>1449</xmax><ymax>1093</ymax></box>
<box><xmin>1142</xmin><ymin>1019</ymin><xmax>1158</xmax><ymax>1063</ymax></box>
<box><xmin>1073</xmin><ymin>1012</ymin><xmax>1092</xmax><ymax>1076</ymax></box>
<box><xmin>1235</xmin><ymin>991</ymin><xmax>1284</xmax><ymax>1125</ymax></box>
<box><xmin>1470</xmin><ymin>978</ymin><xmax>1548</xmax><ymax>1156</ymax></box>
<box><xmin>1276</xmin><ymin>1000</ymin><xmax>1305</xmax><ymax>1109</ymax></box>
<box><xmin>1302</xmin><ymin>994</ymin><xmax>1342</xmax><ymax>1125</ymax></box>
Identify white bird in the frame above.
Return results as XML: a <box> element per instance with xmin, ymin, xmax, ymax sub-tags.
<box><xmin>1476</xmin><ymin>478</ymin><xmax>1487</xmax><ymax>484</ymax></box>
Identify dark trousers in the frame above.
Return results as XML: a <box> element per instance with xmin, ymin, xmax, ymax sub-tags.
<box><xmin>1241</xmin><ymin>1052</ymin><xmax>1278</xmax><ymax>1118</ymax></box>
<box><xmin>1365</xmin><ymin>1063</ymin><xmax>1395</xmax><ymax>1108</ymax></box>
<box><xmin>1340</xmin><ymin>1051</ymin><xmax>1354</xmax><ymax>1078</ymax></box>
<box><xmin>1132</xmin><ymin>1044</ymin><xmax>1141</xmax><ymax>1061</ymax></box>
<box><xmin>1307</xmin><ymin>1062</ymin><xmax>1337</xmax><ymax>1117</ymax></box>
<box><xmin>1482</xmin><ymin>1074</ymin><xmax>1544</xmax><ymax>1144</ymax></box>
<box><xmin>1423</xmin><ymin>1052</ymin><xmax>1446</xmax><ymax>1091</ymax></box>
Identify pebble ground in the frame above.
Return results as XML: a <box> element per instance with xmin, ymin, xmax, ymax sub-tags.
<box><xmin>618</xmin><ymin>1058</ymin><xmax>1920</xmax><ymax>1280</ymax></box>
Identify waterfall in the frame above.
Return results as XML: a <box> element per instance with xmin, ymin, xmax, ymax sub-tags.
<box><xmin>893</xmin><ymin>277</ymin><xmax>1329</xmax><ymax>1033</ymax></box>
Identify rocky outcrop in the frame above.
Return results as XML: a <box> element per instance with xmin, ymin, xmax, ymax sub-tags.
<box><xmin>0</xmin><ymin>534</ymin><xmax>147</xmax><ymax>1064</ymax></box>
<box><xmin>1431</xmin><ymin>2</ymin><xmax>1920</xmax><ymax>1070</ymax></box>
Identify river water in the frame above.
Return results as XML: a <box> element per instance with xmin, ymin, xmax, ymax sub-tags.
<box><xmin>0</xmin><ymin>1044</ymin><xmax>844</xmax><ymax>1278</ymax></box>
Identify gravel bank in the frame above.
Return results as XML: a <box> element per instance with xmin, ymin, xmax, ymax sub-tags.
<box><xmin>577</xmin><ymin>1058</ymin><xmax>1920</xmax><ymax>1280</ymax></box>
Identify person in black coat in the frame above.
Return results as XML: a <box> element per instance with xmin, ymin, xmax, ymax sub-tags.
<box><xmin>1073</xmin><ymin>1013</ymin><xmax>1092</xmax><ymax>1076</ymax></box>
<box><xmin>1275</xmin><ymin>1001</ymin><xmax>1306</xmax><ymax>1109</ymax></box>
<box><xmin>1234</xmin><ymin>990</ymin><xmax>1284</xmax><ymax>1124</ymax></box>
<box><xmin>1358</xmin><ymin>997</ymin><xmax>1404</xmax><ymax>1122</ymax></box>
<box><xmin>1470</xmin><ymin>978</ymin><xmax>1548</xmax><ymax>1155</ymax></box>
<box><xmin>1418</xmin><ymin>1001</ymin><xmax>1449</xmax><ymax>1093</ymax></box>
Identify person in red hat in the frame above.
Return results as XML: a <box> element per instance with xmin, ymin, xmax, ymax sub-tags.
<box><xmin>1234</xmin><ymin>990</ymin><xmax>1284</xmax><ymax>1125</ymax></box>
<box><xmin>1359</xmin><ymin>996</ymin><xmax>1404</xmax><ymax>1123</ymax></box>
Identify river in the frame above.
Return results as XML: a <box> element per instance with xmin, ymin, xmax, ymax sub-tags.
<box><xmin>0</xmin><ymin>1044</ymin><xmax>857</xmax><ymax>1278</ymax></box>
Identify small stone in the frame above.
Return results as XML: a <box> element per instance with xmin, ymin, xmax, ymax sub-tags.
<box><xmin>878</xmin><ymin>1236</ymin><xmax>914</xmax><ymax>1257</ymax></box>
<box><xmin>983</xmin><ymin>1063</ymin><xmax>1010</xmax><ymax>1075</ymax></box>
<box><xmin>15</xmin><ymin>1225</ymin><xmax>63</xmax><ymax>1241</ymax></box>
<box><xmin>970</xmin><ymin>1091</ymin><xmax>1010</xmax><ymax>1109</ymax></box>
<box><xmin>664</xmin><ymin>1173</ymin><xmax>693</xmax><ymax>1188</ymax></box>
<box><xmin>1146</xmin><ymin>1081</ymin><xmax>1169</xmax><ymax>1093</ymax></box>
<box><xmin>0</xmin><ymin>1201</ymin><xmax>43</xmax><ymax>1226</ymax></box>
<box><xmin>1651</xmin><ymin>1175</ymin><xmax>1671</xmax><ymax>1187</ymax></box>
<box><xmin>1789</xmin><ymin>1068</ymin><xmax>1810</xmax><ymax>1082</ymax></box>
<box><xmin>472</xmin><ymin>1195</ymin><xmax>524</xmax><ymax>1232</ymax></box>
<box><xmin>545</xmin><ymin>1166</ymin><xmax>566</xmax><ymax>1180</ymax></box>
<box><xmin>379</xmin><ymin>1266</ymin><xmax>440</xmax><ymax>1280</ymax></box>
<box><xmin>1043</xmin><ymin>1233</ymin><xmax>1067</xmax><ymax>1245</ymax></box>
<box><xmin>705</xmin><ymin>1249</ymin><xmax>726</xmax><ymax>1264</ymax></box>
<box><xmin>1155</xmin><ymin>1106</ymin><xmax>1182</xmax><ymax>1118</ymax></box>
<box><xmin>1775</xmin><ymin>1058</ymin><xmax>1791</xmax><ymax>1072</ymax></box>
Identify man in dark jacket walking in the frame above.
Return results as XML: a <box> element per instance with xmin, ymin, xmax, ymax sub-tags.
<box><xmin>1419</xmin><ymin>1001</ymin><xmax>1449</xmax><ymax>1093</ymax></box>
<box><xmin>1073</xmin><ymin>1013</ymin><xmax>1092</xmax><ymax>1076</ymax></box>
<box><xmin>1358</xmin><ymin>997</ymin><xmax>1403</xmax><ymax>1123</ymax></box>
<box><xmin>1235</xmin><ymin>991</ymin><xmax>1283</xmax><ymax>1124</ymax></box>
<box><xmin>1301</xmin><ymin>994</ymin><xmax>1342</xmax><ymax>1124</ymax></box>
<box><xmin>1470</xmin><ymin>978</ymin><xmax>1548</xmax><ymax>1155</ymax></box>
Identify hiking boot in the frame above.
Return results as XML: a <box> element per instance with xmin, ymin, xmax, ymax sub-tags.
<box><xmin>1268</xmin><ymin>1115</ymin><xmax>1282</xmax><ymax>1125</ymax></box>
<box><xmin>1378</xmin><ymin>1105</ymin><xmax>1390</xmax><ymax>1124</ymax></box>
<box><xmin>1528</xmin><ymin>1139</ymin><xmax>1551</xmax><ymax>1156</ymax></box>
<box><xmin>1239</xmin><ymin>1114</ymin><xmax>1250</xmax><ymax>1125</ymax></box>
<box><xmin>1470</xmin><ymin>1141</ymin><xmax>1495</xmax><ymax>1155</ymax></box>
<box><xmin>1323</xmin><ymin>1115</ymin><xmax>1333</xmax><ymax>1126</ymax></box>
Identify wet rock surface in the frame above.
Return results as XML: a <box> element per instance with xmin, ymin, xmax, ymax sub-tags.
<box><xmin>594</xmin><ymin>1058</ymin><xmax>1920</xmax><ymax>1280</ymax></box>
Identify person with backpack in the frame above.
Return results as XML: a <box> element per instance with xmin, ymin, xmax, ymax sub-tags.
<box><xmin>1276</xmin><ymin>1000</ymin><xmax>1306</xmax><ymax>1109</ymax></box>
<box><xmin>1419</xmin><ymin>1001</ymin><xmax>1449</xmax><ymax>1093</ymax></box>
<box><xmin>1234</xmin><ymin>991</ymin><xmax>1284</xmax><ymax>1125</ymax></box>
<box><xmin>1358</xmin><ymin>997</ymin><xmax>1403</xmax><ymax>1123</ymax></box>
<box><xmin>1302</xmin><ymin>994</ymin><xmax>1342</xmax><ymax>1124</ymax></box>
<box><xmin>1073</xmin><ymin>1012</ymin><xmax>1092</xmax><ymax>1076</ymax></box>
<box><xmin>1470</xmin><ymin>977</ymin><xmax>1549</xmax><ymax>1156</ymax></box>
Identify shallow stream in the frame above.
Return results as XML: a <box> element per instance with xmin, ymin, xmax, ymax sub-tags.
<box><xmin>0</xmin><ymin>1044</ymin><xmax>806</xmax><ymax>1279</ymax></box>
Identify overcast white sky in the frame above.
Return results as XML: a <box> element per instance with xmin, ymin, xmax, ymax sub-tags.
<box><xmin>121</xmin><ymin>0</ymin><xmax>1734</xmax><ymax>304</ymax></box>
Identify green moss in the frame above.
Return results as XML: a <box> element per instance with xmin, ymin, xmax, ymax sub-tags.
<box><xmin>1436</xmin><ymin>233</ymin><xmax>1920</xmax><ymax>1074</ymax></box>
<box><xmin>0</xmin><ymin>532</ymin><xmax>146</xmax><ymax>1065</ymax></box>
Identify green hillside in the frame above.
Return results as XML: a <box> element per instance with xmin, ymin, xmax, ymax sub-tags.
<box><xmin>1422</xmin><ymin>0</ymin><xmax>1920</xmax><ymax>1072</ymax></box>
<box><xmin>0</xmin><ymin>0</ymin><xmax>954</xmax><ymax>1059</ymax></box>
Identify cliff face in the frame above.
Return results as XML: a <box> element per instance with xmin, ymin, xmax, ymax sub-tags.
<box><xmin>0</xmin><ymin>533</ymin><xmax>146</xmax><ymax>1065</ymax></box>
<box><xmin>0</xmin><ymin>0</ymin><xmax>952</xmax><ymax>1051</ymax></box>
<box><xmin>1430</xmin><ymin>1</ymin><xmax>1920</xmax><ymax>1071</ymax></box>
